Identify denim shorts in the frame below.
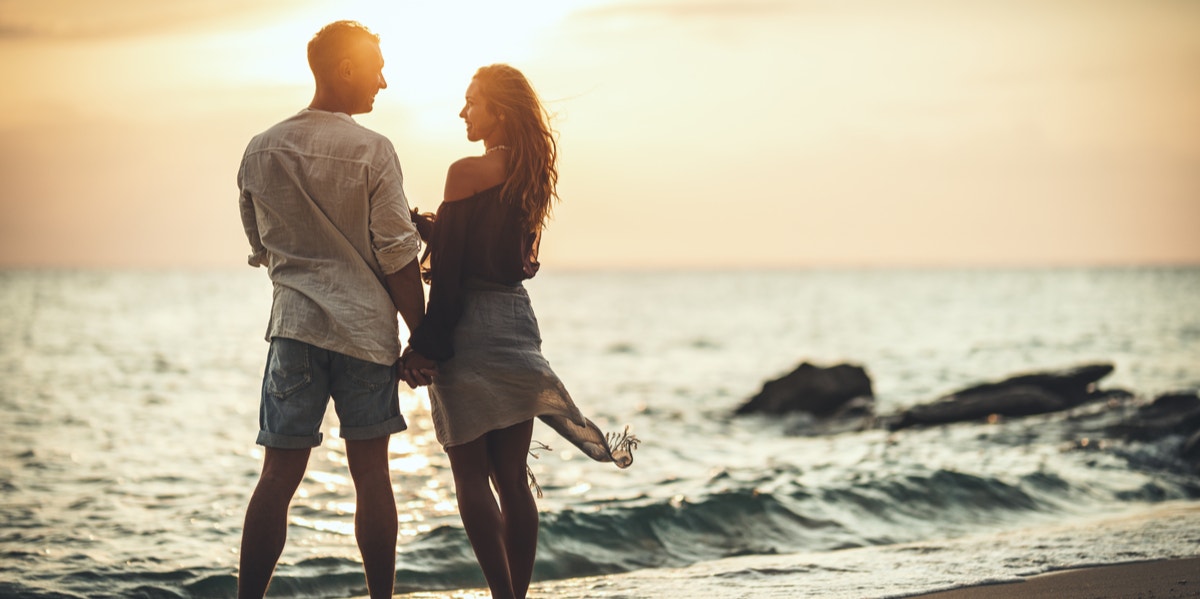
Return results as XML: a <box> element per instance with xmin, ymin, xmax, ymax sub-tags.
<box><xmin>257</xmin><ymin>337</ymin><xmax>407</xmax><ymax>449</ymax></box>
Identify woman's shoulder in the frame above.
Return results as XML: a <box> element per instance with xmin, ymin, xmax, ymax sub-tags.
<box><xmin>443</xmin><ymin>155</ymin><xmax>506</xmax><ymax>203</ymax></box>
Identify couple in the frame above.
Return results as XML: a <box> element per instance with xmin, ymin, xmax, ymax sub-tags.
<box><xmin>236</xmin><ymin>20</ymin><xmax>636</xmax><ymax>599</ymax></box>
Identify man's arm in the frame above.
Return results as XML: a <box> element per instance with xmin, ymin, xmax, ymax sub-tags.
<box><xmin>385</xmin><ymin>259</ymin><xmax>437</xmax><ymax>387</ymax></box>
<box><xmin>385</xmin><ymin>258</ymin><xmax>425</xmax><ymax>335</ymax></box>
<box><xmin>237</xmin><ymin>163</ymin><xmax>268</xmax><ymax>268</ymax></box>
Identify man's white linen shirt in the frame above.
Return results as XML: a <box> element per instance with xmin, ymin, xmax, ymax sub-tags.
<box><xmin>238</xmin><ymin>108</ymin><xmax>421</xmax><ymax>365</ymax></box>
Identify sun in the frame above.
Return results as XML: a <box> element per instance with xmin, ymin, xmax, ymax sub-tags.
<box><xmin>220</xmin><ymin>0</ymin><xmax>605</xmax><ymax>133</ymax></box>
<box><xmin>350</xmin><ymin>0</ymin><xmax>598</xmax><ymax>132</ymax></box>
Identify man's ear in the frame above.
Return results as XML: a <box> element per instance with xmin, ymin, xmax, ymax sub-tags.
<box><xmin>337</xmin><ymin>57</ymin><xmax>354</xmax><ymax>81</ymax></box>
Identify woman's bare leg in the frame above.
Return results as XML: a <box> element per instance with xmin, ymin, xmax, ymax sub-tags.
<box><xmin>446</xmin><ymin>435</ymin><xmax>515</xmax><ymax>599</ymax></box>
<box><xmin>488</xmin><ymin>420</ymin><xmax>538</xmax><ymax>599</ymax></box>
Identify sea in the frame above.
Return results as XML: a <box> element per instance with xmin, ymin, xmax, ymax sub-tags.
<box><xmin>1</xmin><ymin>266</ymin><xmax>1198</xmax><ymax>598</ymax></box>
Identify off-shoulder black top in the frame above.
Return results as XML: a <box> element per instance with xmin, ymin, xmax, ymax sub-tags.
<box><xmin>407</xmin><ymin>184</ymin><xmax>541</xmax><ymax>361</ymax></box>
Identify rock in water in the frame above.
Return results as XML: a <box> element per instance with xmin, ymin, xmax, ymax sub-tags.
<box><xmin>1108</xmin><ymin>392</ymin><xmax>1200</xmax><ymax>441</ymax></box>
<box><xmin>1106</xmin><ymin>391</ymin><xmax>1200</xmax><ymax>470</ymax></box>
<box><xmin>888</xmin><ymin>363</ymin><xmax>1114</xmax><ymax>430</ymax></box>
<box><xmin>1183</xmin><ymin>430</ymin><xmax>1200</xmax><ymax>466</ymax></box>
<box><xmin>735</xmin><ymin>362</ymin><xmax>873</xmax><ymax>417</ymax></box>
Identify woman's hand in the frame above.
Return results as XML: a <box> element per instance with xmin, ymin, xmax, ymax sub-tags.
<box><xmin>399</xmin><ymin>346</ymin><xmax>437</xmax><ymax>388</ymax></box>
<box><xmin>410</xmin><ymin>208</ymin><xmax>436</xmax><ymax>241</ymax></box>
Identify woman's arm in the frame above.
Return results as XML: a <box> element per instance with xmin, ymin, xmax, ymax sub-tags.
<box><xmin>406</xmin><ymin>205</ymin><xmax>467</xmax><ymax>361</ymax></box>
<box><xmin>408</xmin><ymin>158</ymin><xmax>505</xmax><ymax>361</ymax></box>
<box><xmin>410</xmin><ymin>208</ymin><xmax>435</xmax><ymax>242</ymax></box>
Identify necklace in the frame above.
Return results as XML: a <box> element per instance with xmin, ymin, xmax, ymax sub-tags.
<box><xmin>485</xmin><ymin>145</ymin><xmax>510</xmax><ymax>155</ymax></box>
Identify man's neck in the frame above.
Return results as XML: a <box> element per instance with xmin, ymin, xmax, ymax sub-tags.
<box><xmin>308</xmin><ymin>90</ymin><xmax>354</xmax><ymax>116</ymax></box>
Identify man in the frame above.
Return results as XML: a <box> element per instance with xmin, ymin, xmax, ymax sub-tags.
<box><xmin>236</xmin><ymin>20</ymin><xmax>434</xmax><ymax>599</ymax></box>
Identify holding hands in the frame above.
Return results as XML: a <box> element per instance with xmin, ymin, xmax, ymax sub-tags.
<box><xmin>399</xmin><ymin>346</ymin><xmax>437</xmax><ymax>388</ymax></box>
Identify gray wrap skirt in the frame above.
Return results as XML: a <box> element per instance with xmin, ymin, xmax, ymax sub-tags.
<box><xmin>428</xmin><ymin>280</ymin><xmax>635</xmax><ymax>468</ymax></box>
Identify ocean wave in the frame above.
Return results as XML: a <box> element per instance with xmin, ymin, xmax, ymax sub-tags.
<box><xmin>6</xmin><ymin>453</ymin><xmax>1194</xmax><ymax>599</ymax></box>
<box><xmin>3</xmin><ymin>268</ymin><xmax>1197</xmax><ymax>599</ymax></box>
<box><xmin>398</xmin><ymin>460</ymin><xmax>1189</xmax><ymax>586</ymax></box>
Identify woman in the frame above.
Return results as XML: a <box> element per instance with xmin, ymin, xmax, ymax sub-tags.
<box><xmin>402</xmin><ymin>64</ymin><xmax>637</xmax><ymax>599</ymax></box>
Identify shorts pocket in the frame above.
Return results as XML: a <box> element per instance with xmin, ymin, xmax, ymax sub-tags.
<box><xmin>345</xmin><ymin>357</ymin><xmax>392</xmax><ymax>391</ymax></box>
<box><xmin>266</xmin><ymin>338</ymin><xmax>312</xmax><ymax>399</ymax></box>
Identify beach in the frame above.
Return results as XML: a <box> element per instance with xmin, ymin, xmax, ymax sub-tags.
<box><xmin>386</xmin><ymin>500</ymin><xmax>1200</xmax><ymax>598</ymax></box>
<box><xmin>912</xmin><ymin>557</ymin><xmax>1200</xmax><ymax>598</ymax></box>
<box><xmin>395</xmin><ymin>560</ymin><xmax>1200</xmax><ymax>599</ymax></box>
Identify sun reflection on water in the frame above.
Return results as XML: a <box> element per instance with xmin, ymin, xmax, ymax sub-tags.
<box><xmin>270</xmin><ymin>387</ymin><xmax>465</xmax><ymax>545</ymax></box>
<box><xmin>258</xmin><ymin>381</ymin><xmax>627</xmax><ymax>551</ymax></box>
<box><xmin>390</xmin><ymin>454</ymin><xmax>431</xmax><ymax>474</ymax></box>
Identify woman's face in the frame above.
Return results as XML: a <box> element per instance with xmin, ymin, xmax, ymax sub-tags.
<box><xmin>460</xmin><ymin>79</ymin><xmax>501</xmax><ymax>143</ymax></box>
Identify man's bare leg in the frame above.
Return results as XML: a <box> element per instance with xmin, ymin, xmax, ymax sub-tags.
<box><xmin>346</xmin><ymin>436</ymin><xmax>398</xmax><ymax>599</ymax></box>
<box><xmin>238</xmin><ymin>447</ymin><xmax>311</xmax><ymax>599</ymax></box>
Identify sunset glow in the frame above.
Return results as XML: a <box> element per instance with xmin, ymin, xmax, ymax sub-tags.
<box><xmin>0</xmin><ymin>0</ymin><xmax>1197</xmax><ymax>268</ymax></box>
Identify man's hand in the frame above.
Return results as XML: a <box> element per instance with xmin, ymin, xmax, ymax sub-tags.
<box><xmin>399</xmin><ymin>347</ymin><xmax>437</xmax><ymax>388</ymax></box>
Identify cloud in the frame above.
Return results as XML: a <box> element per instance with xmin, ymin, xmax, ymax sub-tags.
<box><xmin>0</xmin><ymin>0</ymin><xmax>314</xmax><ymax>39</ymax></box>
<box><xmin>0</xmin><ymin>23</ymin><xmax>37</xmax><ymax>39</ymax></box>
<box><xmin>578</xmin><ymin>0</ymin><xmax>797</xmax><ymax>21</ymax></box>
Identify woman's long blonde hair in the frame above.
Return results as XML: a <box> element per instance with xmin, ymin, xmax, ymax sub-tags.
<box><xmin>473</xmin><ymin>64</ymin><xmax>559</xmax><ymax>233</ymax></box>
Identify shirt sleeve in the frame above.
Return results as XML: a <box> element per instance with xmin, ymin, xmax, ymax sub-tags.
<box><xmin>408</xmin><ymin>201</ymin><xmax>468</xmax><ymax>362</ymax></box>
<box><xmin>370</xmin><ymin>149</ymin><xmax>421</xmax><ymax>275</ymax></box>
<box><xmin>237</xmin><ymin>159</ymin><xmax>268</xmax><ymax>268</ymax></box>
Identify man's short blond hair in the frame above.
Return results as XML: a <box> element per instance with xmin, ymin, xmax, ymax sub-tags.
<box><xmin>307</xmin><ymin>20</ymin><xmax>380</xmax><ymax>80</ymax></box>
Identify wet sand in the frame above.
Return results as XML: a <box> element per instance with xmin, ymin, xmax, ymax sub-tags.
<box><xmin>388</xmin><ymin>502</ymin><xmax>1200</xmax><ymax>599</ymax></box>
<box><xmin>390</xmin><ymin>558</ymin><xmax>1200</xmax><ymax>599</ymax></box>
<box><xmin>910</xmin><ymin>556</ymin><xmax>1200</xmax><ymax>598</ymax></box>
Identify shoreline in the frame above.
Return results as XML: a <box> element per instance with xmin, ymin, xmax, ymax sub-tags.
<box><xmin>388</xmin><ymin>501</ymin><xmax>1200</xmax><ymax>599</ymax></box>
<box><xmin>389</xmin><ymin>557</ymin><xmax>1200</xmax><ymax>599</ymax></box>
<box><xmin>908</xmin><ymin>557</ymin><xmax>1200</xmax><ymax>598</ymax></box>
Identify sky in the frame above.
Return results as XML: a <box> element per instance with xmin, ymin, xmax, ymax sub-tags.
<box><xmin>0</xmin><ymin>0</ymin><xmax>1197</xmax><ymax>269</ymax></box>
